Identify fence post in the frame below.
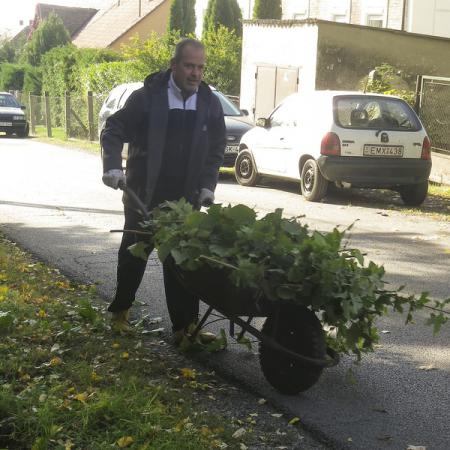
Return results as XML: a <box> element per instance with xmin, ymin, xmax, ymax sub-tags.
<box><xmin>87</xmin><ymin>91</ymin><xmax>95</xmax><ymax>141</ymax></box>
<box><xmin>28</xmin><ymin>92</ymin><xmax>36</xmax><ymax>135</ymax></box>
<box><xmin>44</xmin><ymin>91</ymin><xmax>52</xmax><ymax>138</ymax></box>
<box><xmin>65</xmin><ymin>91</ymin><xmax>71</xmax><ymax>139</ymax></box>
<box><xmin>414</xmin><ymin>75</ymin><xmax>422</xmax><ymax>115</ymax></box>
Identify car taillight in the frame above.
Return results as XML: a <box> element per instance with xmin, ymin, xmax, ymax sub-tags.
<box><xmin>321</xmin><ymin>132</ymin><xmax>341</xmax><ymax>156</ymax></box>
<box><xmin>421</xmin><ymin>136</ymin><xmax>431</xmax><ymax>160</ymax></box>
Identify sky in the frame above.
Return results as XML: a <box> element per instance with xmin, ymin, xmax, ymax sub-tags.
<box><xmin>0</xmin><ymin>0</ymin><xmax>111</xmax><ymax>37</ymax></box>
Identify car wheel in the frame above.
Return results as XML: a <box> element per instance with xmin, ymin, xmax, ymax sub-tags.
<box><xmin>300</xmin><ymin>158</ymin><xmax>328</xmax><ymax>202</ymax></box>
<box><xmin>399</xmin><ymin>181</ymin><xmax>428</xmax><ymax>206</ymax></box>
<box><xmin>235</xmin><ymin>150</ymin><xmax>260</xmax><ymax>187</ymax></box>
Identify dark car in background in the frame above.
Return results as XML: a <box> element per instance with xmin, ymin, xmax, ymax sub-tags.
<box><xmin>0</xmin><ymin>92</ymin><xmax>29</xmax><ymax>138</ymax></box>
<box><xmin>98</xmin><ymin>82</ymin><xmax>253</xmax><ymax>167</ymax></box>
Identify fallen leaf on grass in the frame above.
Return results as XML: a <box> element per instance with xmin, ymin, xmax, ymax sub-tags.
<box><xmin>74</xmin><ymin>392</ymin><xmax>89</xmax><ymax>403</ymax></box>
<box><xmin>121</xmin><ymin>352</ymin><xmax>129</xmax><ymax>359</ymax></box>
<box><xmin>117</xmin><ymin>436</ymin><xmax>134</xmax><ymax>447</ymax></box>
<box><xmin>288</xmin><ymin>417</ymin><xmax>300</xmax><ymax>425</ymax></box>
<box><xmin>257</xmin><ymin>398</ymin><xmax>267</xmax><ymax>405</ymax></box>
<box><xmin>271</xmin><ymin>413</ymin><xmax>283</xmax><ymax>418</ymax></box>
<box><xmin>232</xmin><ymin>428</ymin><xmax>246</xmax><ymax>439</ymax></box>
<box><xmin>180</xmin><ymin>368</ymin><xmax>196</xmax><ymax>379</ymax></box>
<box><xmin>407</xmin><ymin>446</ymin><xmax>426</xmax><ymax>450</ymax></box>
<box><xmin>50</xmin><ymin>357</ymin><xmax>62</xmax><ymax>367</ymax></box>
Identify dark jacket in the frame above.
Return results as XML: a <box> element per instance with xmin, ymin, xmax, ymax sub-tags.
<box><xmin>101</xmin><ymin>70</ymin><xmax>226</xmax><ymax>207</ymax></box>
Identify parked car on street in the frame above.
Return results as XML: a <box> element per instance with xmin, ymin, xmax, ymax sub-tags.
<box><xmin>236</xmin><ymin>91</ymin><xmax>432</xmax><ymax>206</ymax></box>
<box><xmin>98</xmin><ymin>82</ymin><xmax>253</xmax><ymax>167</ymax></box>
<box><xmin>0</xmin><ymin>92</ymin><xmax>29</xmax><ymax>138</ymax></box>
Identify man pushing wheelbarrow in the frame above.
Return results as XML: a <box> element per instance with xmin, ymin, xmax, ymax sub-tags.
<box><xmin>101</xmin><ymin>38</ymin><xmax>226</xmax><ymax>342</ymax></box>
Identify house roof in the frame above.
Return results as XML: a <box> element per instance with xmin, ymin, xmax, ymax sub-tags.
<box><xmin>36</xmin><ymin>3</ymin><xmax>98</xmax><ymax>38</ymax></box>
<box><xmin>73</xmin><ymin>0</ymin><xmax>167</xmax><ymax>49</ymax></box>
<box><xmin>11</xmin><ymin>3</ymin><xmax>98</xmax><ymax>43</ymax></box>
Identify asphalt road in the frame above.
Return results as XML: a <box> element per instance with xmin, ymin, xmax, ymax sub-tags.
<box><xmin>1</xmin><ymin>138</ymin><xmax>449</xmax><ymax>450</ymax></box>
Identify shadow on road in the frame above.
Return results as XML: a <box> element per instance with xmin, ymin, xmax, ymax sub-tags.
<box><xmin>0</xmin><ymin>200</ymin><xmax>122</xmax><ymax>216</ymax></box>
<box><xmin>219</xmin><ymin>172</ymin><xmax>450</xmax><ymax>219</ymax></box>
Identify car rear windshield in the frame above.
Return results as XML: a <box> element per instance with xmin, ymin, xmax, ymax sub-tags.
<box><xmin>0</xmin><ymin>94</ymin><xmax>20</xmax><ymax>108</ymax></box>
<box><xmin>334</xmin><ymin>95</ymin><xmax>422</xmax><ymax>131</ymax></box>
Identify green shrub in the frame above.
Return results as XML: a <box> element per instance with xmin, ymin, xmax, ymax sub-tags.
<box><xmin>22</xmin><ymin>12</ymin><xmax>71</xmax><ymax>66</ymax></box>
<box><xmin>0</xmin><ymin>63</ymin><xmax>25</xmax><ymax>91</ymax></box>
<box><xmin>79</xmin><ymin>60</ymin><xmax>147</xmax><ymax>96</ymax></box>
<box><xmin>202</xmin><ymin>26</ymin><xmax>241</xmax><ymax>95</ymax></box>
<box><xmin>253</xmin><ymin>0</ymin><xmax>282</xmax><ymax>19</ymax></box>
<box><xmin>362</xmin><ymin>63</ymin><xmax>415</xmax><ymax>106</ymax></box>
<box><xmin>23</xmin><ymin>65</ymin><xmax>42</xmax><ymax>94</ymax></box>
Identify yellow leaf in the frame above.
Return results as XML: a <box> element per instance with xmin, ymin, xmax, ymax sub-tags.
<box><xmin>38</xmin><ymin>309</ymin><xmax>47</xmax><ymax>318</ymax></box>
<box><xmin>289</xmin><ymin>417</ymin><xmax>300</xmax><ymax>425</ymax></box>
<box><xmin>74</xmin><ymin>392</ymin><xmax>88</xmax><ymax>404</ymax></box>
<box><xmin>90</xmin><ymin>371</ymin><xmax>103</xmax><ymax>382</ymax></box>
<box><xmin>64</xmin><ymin>441</ymin><xmax>74</xmax><ymax>450</ymax></box>
<box><xmin>50</xmin><ymin>357</ymin><xmax>62</xmax><ymax>367</ymax></box>
<box><xmin>117</xmin><ymin>436</ymin><xmax>134</xmax><ymax>448</ymax></box>
<box><xmin>121</xmin><ymin>352</ymin><xmax>129</xmax><ymax>359</ymax></box>
<box><xmin>180</xmin><ymin>368</ymin><xmax>196</xmax><ymax>379</ymax></box>
<box><xmin>112</xmin><ymin>342</ymin><xmax>121</xmax><ymax>349</ymax></box>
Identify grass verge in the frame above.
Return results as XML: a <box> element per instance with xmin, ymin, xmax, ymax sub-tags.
<box><xmin>0</xmin><ymin>235</ymin><xmax>306</xmax><ymax>450</ymax></box>
<box><xmin>33</xmin><ymin>125</ymin><xmax>100</xmax><ymax>154</ymax></box>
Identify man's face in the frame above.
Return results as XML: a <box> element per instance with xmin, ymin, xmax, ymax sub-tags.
<box><xmin>171</xmin><ymin>44</ymin><xmax>205</xmax><ymax>95</ymax></box>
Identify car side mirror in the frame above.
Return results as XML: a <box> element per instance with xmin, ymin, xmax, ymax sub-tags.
<box><xmin>240</xmin><ymin>109</ymin><xmax>249</xmax><ymax>116</ymax></box>
<box><xmin>21</xmin><ymin>105</ymin><xmax>26</xmax><ymax>110</ymax></box>
<box><xmin>256</xmin><ymin>117</ymin><xmax>269</xmax><ymax>128</ymax></box>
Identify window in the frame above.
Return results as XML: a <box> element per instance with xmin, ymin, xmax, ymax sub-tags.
<box><xmin>269</xmin><ymin>98</ymin><xmax>298</xmax><ymax>128</ymax></box>
<box><xmin>334</xmin><ymin>96</ymin><xmax>421</xmax><ymax>131</ymax></box>
<box><xmin>367</xmin><ymin>15</ymin><xmax>384</xmax><ymax>27</ymax></box>
<box><xmin>333</xmin><ymin>14</ymin><xmax>348</xmax><ymax>23</ymax></box>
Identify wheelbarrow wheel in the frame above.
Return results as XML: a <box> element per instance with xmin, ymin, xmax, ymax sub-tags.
<box><xmin>259</xmin><ymin>305</ymin><xmax>326</xmax><ymax>394</ymax></box>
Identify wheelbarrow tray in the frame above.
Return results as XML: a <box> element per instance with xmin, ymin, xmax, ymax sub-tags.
<box><xmin>167</xmin><ymin>257</ymin><xmax>274</xmax><ymax>317</ymax></box>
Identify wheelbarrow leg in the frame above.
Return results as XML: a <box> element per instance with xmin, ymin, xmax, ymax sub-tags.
<box><xmin>237</xmin><ymin>316</ymin><xmax>254</xmax><ymax>340</ymax></box>
<box><xmin>191</xmin><ymin>305</ymin><xmax>214</xmax><ymax>339</ymax></box>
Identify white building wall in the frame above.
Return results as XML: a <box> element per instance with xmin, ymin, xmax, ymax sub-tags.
<box><xmin>407</xmin><ymin>0</ymin><xmax>450</xmax><ymax>38</ymax></box>
<box><xmin>240</xmin><ymin>23</ymin><xmax>319</xmax><ymax>118</ymax></box>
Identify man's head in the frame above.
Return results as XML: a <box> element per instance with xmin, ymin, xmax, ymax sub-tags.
<box><xmin>171</xmin><ymin>39</ymin><xmax>205</xmax><ymax>96</ymax></box>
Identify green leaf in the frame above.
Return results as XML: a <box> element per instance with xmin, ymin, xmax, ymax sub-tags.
<box><xmin>0</xmin><ymin>311</ymin><xmax>14</xmax><ymax>332</ymax></box>
<box><xmin>128</xmin><ymin>242</ymin><xmax>151</xmax><ymax>260</ymax></box>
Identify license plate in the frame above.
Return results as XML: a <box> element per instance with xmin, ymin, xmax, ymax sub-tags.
<box><xmin>0</xmin><ymin>122</ymin><xmax>12</xmax><ymax>126</ymax></box>
<box><xmin>363</xmin><ymin>145</ymin><xmax>404</xmax><ymax>157</ymax></box>
<box><xmin>225</xmin><ymin>145</ymin><xmax>238</xmax><ymax>154</ymax></box>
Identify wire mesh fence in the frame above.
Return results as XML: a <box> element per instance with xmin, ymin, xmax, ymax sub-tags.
<box><xmin>11</xmin><ymin>91</ymin><xmax>108</xmax><ymax>141</ymax></box>
<box><xmin>419</xmin><ymin>76</ymin><xmax>450</xmax><ymax>155</ymax></box>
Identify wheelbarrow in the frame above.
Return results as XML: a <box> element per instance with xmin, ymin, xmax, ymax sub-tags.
<box><xmin>117</xmin><ymin>182</ymin><xmax>339</xmax><ymax>395</ymax></box>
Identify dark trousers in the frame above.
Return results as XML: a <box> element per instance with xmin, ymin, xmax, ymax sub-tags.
<box><xmin>107</xmin><ymin>207</ymin><xmax>199</xmax><ymax>331</ymax></box>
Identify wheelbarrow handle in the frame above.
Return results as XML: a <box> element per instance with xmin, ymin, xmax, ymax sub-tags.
<box><xmin>118</xmin><ymin>180</ymin><xmax>150</xmax><ymax>220</ymax></box>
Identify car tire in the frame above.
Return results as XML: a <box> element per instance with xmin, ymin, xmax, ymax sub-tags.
<box><xmin>399</xmin><ymin>181</ymin><xmax>428</xmax><ymax>206</ymax></box>
<box><xmin>259</xmin><ymin>305</ymin><xmax>326</xmax><ymax>394</ymax></box>
<box><xmin>235</xmin><ymin>150</ymin><xmax>260</xmax><ymax>187</ymax></box>
<box><xmin>300</xmin><ymin>158</ymin><xmax>328</xmax><ymax>202</ymax></box>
